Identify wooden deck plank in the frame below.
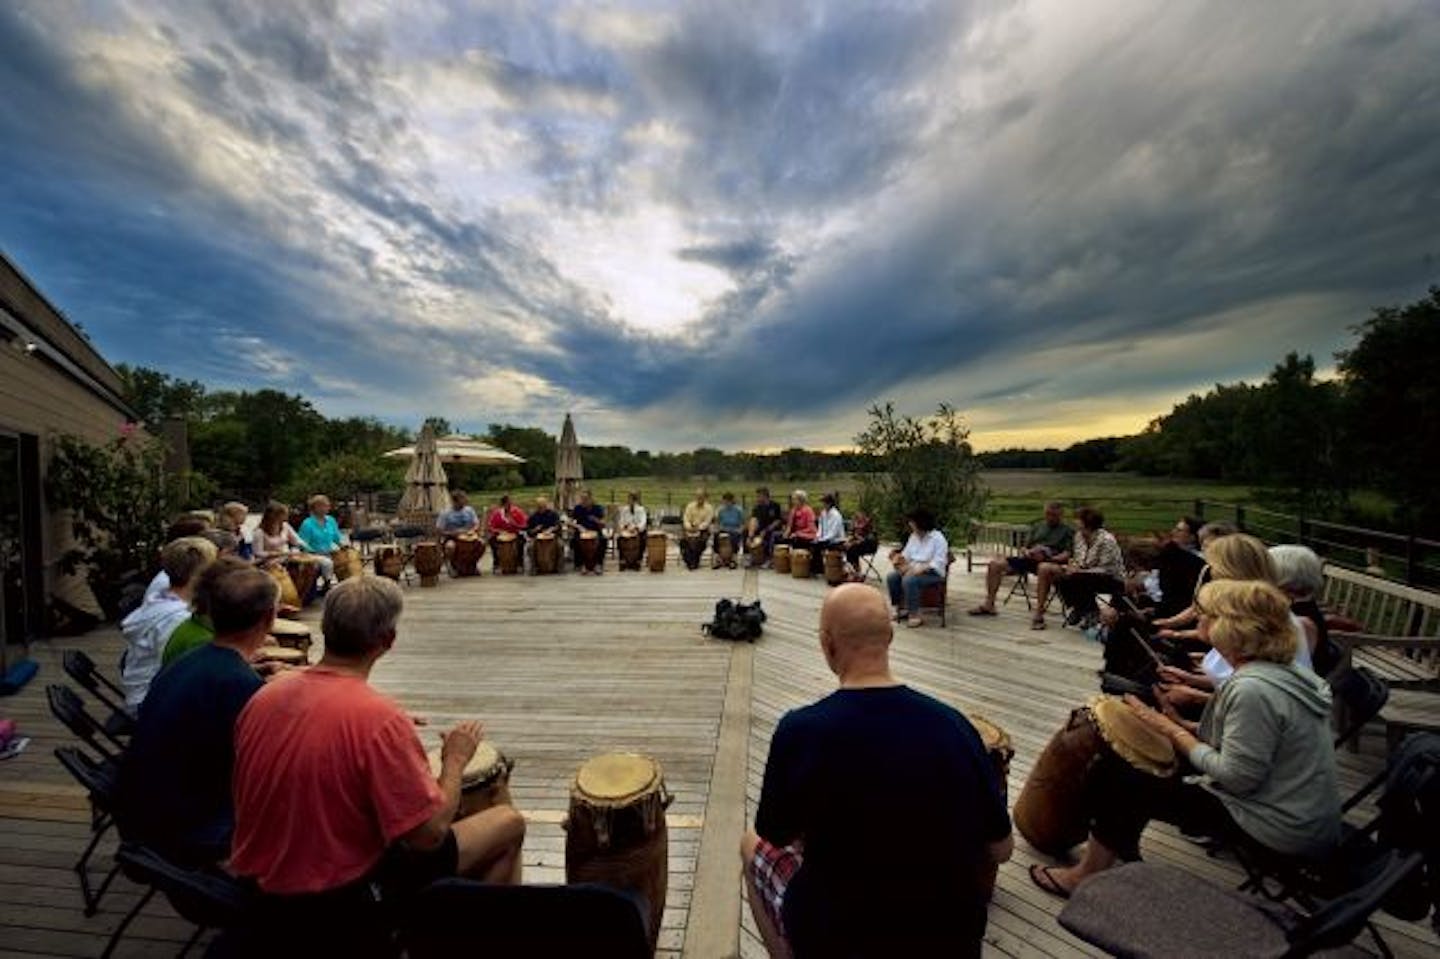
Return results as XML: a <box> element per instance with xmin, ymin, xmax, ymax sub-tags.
<box><xmin>2</xmin><ymin>559</ymin><xmax>1437</xmax><ymax>957</ymax></box>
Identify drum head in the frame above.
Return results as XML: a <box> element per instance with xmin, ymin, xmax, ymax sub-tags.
<box><xmin>580</xmin><ymin>530</ymin><xmax>598</xmax><ymax>540</ymax></box>
<box><xmin>1088</xmin><ymin>696</ymin><xmax>1177</xmax><ymax>777</ymax></box>
<box><xmin>428</xmin><ymin>741</ymin><xmax>505</xmax><ymax>785</ymax></box>
<box><xmin>970</xmin><ymin>714</ymin><xmax>1011</xmax><ymax>756</ymax></box>
<box><xmin>498</xmin><ymin>532</ymin><xmax>517</xmax><ymax>542</ymax></box>
<box><xmin>256</xmin><ymin>645</ymin><xmax>305</xmax><ymax>664</ymax></box>
<box><xmin>575</xmin><ymin>753</ymin><xmax>661</xmax><ymax>803</ymax></box>
<box><xmin>268</xmin><ymin>619</ymin><xmax>311</xmax><ymax>638</ymax></box>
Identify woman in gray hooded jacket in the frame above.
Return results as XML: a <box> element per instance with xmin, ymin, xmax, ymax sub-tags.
<box><xmin>1030</xmin><ymin>579</ymin><xmax>1341</xmax><ymax>899</ymax></box>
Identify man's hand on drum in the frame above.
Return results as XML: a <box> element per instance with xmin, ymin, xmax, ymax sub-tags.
<box><xmin>1156</xmin><ymin>683</ymin><xmax>1210</xmax><ymax>709</ymax></box>
<box><xmin>1121</xmin><ymin>694</ymin><xmax>1176</xmax><ymax>732</ymax></box>
<box><xmin>1156</xmin><ymin>664</ymin><xmax>1202</xmax><ymax>688</ymax></box>
<box><xmin>442</xmin><ymin>720</ymin><xmax>484</xmax><ymax>770</ymax></box>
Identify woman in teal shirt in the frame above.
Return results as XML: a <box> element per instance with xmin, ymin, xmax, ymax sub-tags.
<box><xmin>296</xmin><ymin>494</ymin><xmax>343</xmax><ymax>589</ymax></box>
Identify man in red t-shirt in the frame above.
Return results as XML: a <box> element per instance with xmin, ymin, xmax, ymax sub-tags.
<box><xmin>485</xmin><ymin>495</ymin><xmax>529</xmax><ymax>572</ymax></box>
<box><xmin>231</xmin><ymin>576</ymin><xmax>524</xmax><ymax>934</ymax></box>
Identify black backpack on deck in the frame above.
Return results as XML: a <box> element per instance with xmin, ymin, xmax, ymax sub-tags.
<box><xmin>1376</xmin><ymin>732</ymin><xmax>1440</xmax><ymax>927</ymax></box>
<box><xmin>702</xmin><ymin>599</ymin><xmax>765</xmax><ymax>642</ymax></box>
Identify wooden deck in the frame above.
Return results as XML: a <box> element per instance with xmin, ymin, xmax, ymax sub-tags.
<box><xmin>3</xmin><ymin>551</ymin><xmax>1439</xmax><ymax>958</ymax></box>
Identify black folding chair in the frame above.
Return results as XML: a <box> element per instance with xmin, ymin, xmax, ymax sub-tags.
<box><xmin>1329</xmin><ymin>665</ymin><xmax>1389</xmax><ymax>751</ymax></box>
<box><xmin>401</xmin><ymin>879</ymin><xmax>651</xmax><ymax>959</ymax></box>
<box><xmin>47</xmin><ymin>683</ymin><xmax>126</xmax><ymax>763</ymax></box>
<box><xmin>53</xmin><ymin>746</ymin><xmax>123</xmax><ymax>916</ymax></box>
<box><xmin>1058</xmin><ymin>850</ymin><xmax>1424</xmax><ymax>959</ymax></box>
<box><xmin>104</xmin><ymin>842</ymin><xmax>253</xmax><ymax>959</ymax></box>
<box><xmin>63</xmin><ymin>649</ymin><xmax>136</xmax><ymax>739</ymax></box>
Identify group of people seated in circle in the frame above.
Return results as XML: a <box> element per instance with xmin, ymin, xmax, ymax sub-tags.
<box><xmin>425</xmin><ymin>486</ymin><xmax>881</xmax><ymax>581</ymax></box>
<box><xmin>104</xmin><ymin>494</ymin><xmax>1358</xmax><ymax>956</ymax></box>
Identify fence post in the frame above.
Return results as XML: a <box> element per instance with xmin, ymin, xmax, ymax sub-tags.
<box><xmin>1235</xmin><ymin>504</ymin><xmax>1246</xmax><ymax>533</ymax></box>
<box><xmin>1194</xmin><ymin>499</ymin><xmax>1205</xmax><ymax>521</ymax></box>
<box><xmin>1407</xmin><ymin>534</ymin><xmax>1418</xmax><ymax>587</ymax></box>
<box><xmin>1297</xmin><ymin>514</ymin><xmax>1309</xmax><ymax>548</ymax></box>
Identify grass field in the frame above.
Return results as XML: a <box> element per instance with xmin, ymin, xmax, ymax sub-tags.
<box><xmin>498</xmin><ymin>470</ymin><xmax>1259</xmax><ymax>537</ymax></box>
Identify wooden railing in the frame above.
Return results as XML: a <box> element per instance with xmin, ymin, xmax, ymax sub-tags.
<box><xmin>1322</xmin><ymin>565</ymin><xmax>1440</xmax><ymax>689</ymax></box>
<box><xmin>963</xmin><ymin>520</ymin><xmax>1031</xmax><ymax>572</ymax></box>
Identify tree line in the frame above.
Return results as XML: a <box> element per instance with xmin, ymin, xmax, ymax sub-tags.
<box><xmin>979</xmin><ymin>287</ymin><xmax>1439</xmax><ymax>535</ymax></box>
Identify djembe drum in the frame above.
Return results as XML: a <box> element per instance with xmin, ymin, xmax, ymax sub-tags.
<box><xmin>971</xmin><ymin>714</ymin><xmax>1015</xmax><ymax>901</ymax></box>
<box><xmin>265</xmin><ymin>563</ymin><xmax>301</xmax><ymax>608</ymax></box>
<box><xmin>680</xmin><ymin>532</ymin><xmax>705</xmax><ymax>570</ymax></box>
<box><xmin>823</xmin><ymin>549</ymin><xmax>846</xmax><ymax>586</ymax></box>
<box><xmin>713</xmin><ymin>532</ymin><xmax>735</xmax><ymax>568</ymax></box>
<box><xmin>617</xmin><ymin>530</ymin><xmax>643</xmax><ymax>571</ymax></box>
<box><xmin>576</xmin><ymin>529</ymin><xmax>601</xmax><ymax>573</ymax></box>
<box><xmin>268</xmin><ymin>618</ymin><xmax>312</xmax><ymax>657</ymax></box>
<box><xmin>374</xmin><ymin>544</ymin><xmax>405</xmax><ymax>580</ymax></box>
<box><xmin>533</xmin><ymin>532</ymin><xmax>560</xmax><ymax>575</ymax></box>
<box><xmin>791</xmin><ymin>547</ymin><xmax>812</xmax><ymax>579</ymax></box>
<box><xmin>450</xmin><ymin>534</ymin><xmax>485</xmax><ymax>577</ymax></box>
<box><xmin>565</xmin><ymin>753</ymin><xmax>671</xmax><ymax>951</ymax></box>
<box><xmin>285</xmin><ymin>555</ymin><xmax>322</xmax><ymax>604</ymax></box>
<box><xmin>747</xmin><ymin>535</ymin><xmax>765</xmax><ymax>568</ymax></box>
<box><xmin>414</xmin><ymin>542</ymin><xmax>444</xmax><ymax>587</ymax></box>
<box><xmin>427</xmin><ymin>742</ymin><xmax>515</xmax><ymax>820</ymax></box>
<box><xmin>494</xmin><ymin>532</ymin><xmax>522</xmax><ymax>575</ymax></box>
<box><xmin>646</xmin><ymin>531</ymin><xmax>667</xmax><ymax>572</ymax></box>
<box><xmin>1014</xmin><ymin>695</ymin><xmax>1177</xmax><ymax>857</ymax></box>
<box><xmin>332</xmin><ymin>546</ymin><xmax>362</xmax><ymax>582</ymax></box>
<box><xmin>773</xmin><ymin>544</ymin><xmax>791</xmax><ymax>575</ymax></box>
<box><xmin>255</xmin><ymin>645</ymin><xmax>307</xmax><ymax>667</ymax></box>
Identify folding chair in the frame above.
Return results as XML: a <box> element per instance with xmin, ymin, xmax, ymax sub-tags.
<box><xmin>1058</xmin><ymin>851</ymin><xmax>1423</xmax><ymax>959</ymax></box>
<box><xmin>401</xmin><ymin>879</ymin><xmax>651</xmax><ymax>959</ymax></box>
<box><xmin>53</xmin><ymin>745</ymin><xmax>123</xmax><ymax>916</ymax></box>
<box><xmin>105</xmin><ymin>842</ymin><xmax>253</xmax><ymax>959</ymax></box>
<box><xmin>856</xmin><ymin>543</ymin><xmax>882</xmax><ymax>583</ymax></box>
<box><xmin>63</xmin><ymin>649</ymin><xmax>136</xmax><ymax>739</ymax></box>
<box><xmin>47</xmin><ymin>683</ymin><xmax>126</xmax><ymax>763</ymax></box>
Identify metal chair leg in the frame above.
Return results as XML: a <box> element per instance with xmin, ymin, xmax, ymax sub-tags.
<box><xmin>178</xmin><ymin>924</ymin><xmax>207</xmax><ymax>958</ymax></box>
<box><xmin>76</xmin><ymin>813</ymin><xmax>116</xmax><ymax>916</ymax></box>
<box><xmin>101</xmin><ymin>886</ymin><xmax>156</xmax><ymax>959</ymax></box>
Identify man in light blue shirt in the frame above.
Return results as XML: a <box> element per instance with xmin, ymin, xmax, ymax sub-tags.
<box><xmin>436</xmin><ymin>490</ymin><xmax>481</xmax><ymax>537</ymax></box>
<box><xmin>886</xmin><ymin>508</ymin><xmax>949</xmax><ymax>629</ymax></box>
<box><xmin>714</xmin><ymin>493</ymin><xmax>746</xmax><ymax>568</ymax></box>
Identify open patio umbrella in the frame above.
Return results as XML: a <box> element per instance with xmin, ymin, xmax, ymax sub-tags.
<box><xmin>553</xmin><ymin>413</ymin><xmax>584</xmax><ymax>513</ymax></box>
<box><xmin>396</xmin><ymin>422</ymin><xmax>450</xmax><ymax>527</ymax></box>
<box><xmin>383</xmin><ymin>433</ymin><xmax>526</xmax><ymax>466</ymax></box>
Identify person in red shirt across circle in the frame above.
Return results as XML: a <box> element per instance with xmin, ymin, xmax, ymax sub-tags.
<box><xmin>485</xmin><ymin>494</ymin><xmax>529</xmax><ymax>572</ymax></box>
<box><xmin>229</xmin><ymin>576</ymin><xmax>524</xmax><ymax>949</ymax></box>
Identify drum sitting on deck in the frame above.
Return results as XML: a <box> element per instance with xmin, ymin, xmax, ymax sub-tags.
<box><xmin>617</xmin><ymin>530</ymin><xmax>643</xmax><ymax>571</ymax></box>
<box><xmin>332</xmin><ymin>546</ymin><xmax>362</xmax><ymax>582</ymax></box>
<box><xmin>450</xmin><ymin>533</ymin><xmax>485</xmax><ymax>577</ymax></box>
<box><xmin>646</xmin><ymin>531</ymin><xmax>667</xmax><ymax>573</ymax></box>
<box><xmin>772</xmin><ymin>543</ymin><xmax>792</xmax><ymax>575</ymax></box>
<box><xmin>414</xmin><ymin>541</ymin><xmax>444</xmax><ymax>587</ymax></box>
<box><xmin>565</xmin><ymin>753</ymin><xmax>671</xmax><ymax>951</ymax></box>
<box><xmin>823</xmin><ymin>549</ymin><xmax>846</xmax><ymax>586</ymax></box>
<box><xmin>374</xmin><ymin>544</ymin><xmax>405</xmax><ymax>580</ymax></box>
<box><xmin>494</xmin><ymin>532</ymin><xmax>521</xmax><ymax>575</ymax></box>
<box><xmin>534</xmin><ymin>532</ymin><xmax>560</xmax><ymax>575</ymax></box>
<box><xmin>790</xmin><ymin>547</ymin><xmax>812</xmax><ymax>579</ymax></box>
<box><xmin>1013</xmin><ymin>695</ymin><xmax>1177</xmax><ymax>857</ymax></box>
<box><xmin>266</xmin><ymin>564</ymin><xmax>301</xmax><ymax>608</ymax></box>
<box><xmin>748</xmin><ymin>536</ymin><xmax>765</xmax><ymax>568</ymax></box>
<box><xmin>268</xmin><ymin>618</ymin><xmax>312</xmax><ymax>656</ymax></box>
<box><xmin>427</xmin><ymin>742</ymin><xmax>514</xmax><ymax>820</ymax></box>
<box><xmin>970</xmin><ymin>714</ymin><xmax>1014</xmax><ymax>901</ymax></box>
<box><xmin>714</xmin><ymin>532</ymin><xmax>735</xmax><ymax>568</ymax></box>
<box><xmin>577</xmin><ymin>529</ymin><xmax>601</xmax><ymax>572</ymax></box>
<box><xmin>285</xmin><ymin>555</ymin><xmax>322</xmax><ymax>604</ymax></box>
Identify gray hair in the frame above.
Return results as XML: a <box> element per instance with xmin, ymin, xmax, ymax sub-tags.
<box><xmin>322</xmin><ymin>576</ymin><xmax>404</xmax><ymax>657</ymax></box>
<box><xmin>1268</xmin><ymin>544</ymin><xmax>1324</xmax><ymax>600</ymax></box>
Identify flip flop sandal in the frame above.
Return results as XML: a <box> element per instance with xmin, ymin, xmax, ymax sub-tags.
<box><xmin>967</xmin><ymin>606</ymin><xmax>997</xmax><ymax>616</ymax></box>
<box><xmin>1030</xmin><ymin>618</ymin><xmax>1047</xmax><ymax>630</ymax></box>
<box><xmin>1029</xmin><ymin>864</ymin><xmax>1072</xmax><ymax>900</ymax></box>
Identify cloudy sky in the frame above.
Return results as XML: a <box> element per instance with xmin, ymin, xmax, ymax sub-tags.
<box><xmin>2</xmin><ymin>1</ymin><xmax>1437</xmax><ymax>451</ymax></box>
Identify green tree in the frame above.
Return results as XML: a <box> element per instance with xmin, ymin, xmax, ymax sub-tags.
<box><xmin>115</xmin><ymin>363</ymin><xmax>206</xmax><ymax>430</ymax></box>
<box><xmin>855</xmin><ymin>402</ymin><xmax>987</xmax><ymax>541</ymax></box>
<box><xmin>484</xmin><ymin>424</ymin><xmax>556</xmax><ymax>485</ymax></box>
<box><xmin>423</xmin><ymin>416</ymin><xmax>453</xmax><ymax>437</ymax></box>
<box><xmin>1338</xmin><ymin>286</ymin><xmax>1440</xmax><ymax>532</ymax></box>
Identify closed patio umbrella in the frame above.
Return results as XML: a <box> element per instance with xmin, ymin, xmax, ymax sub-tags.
<box><xmin>396</xmin><ymin>423</ymin><xmax>449</xmax><ymax>528</ymax></box>
<box><xmin>554</xmin><ymin>413</ymin><xmax>584</xmax><ymax>513</ymax></box>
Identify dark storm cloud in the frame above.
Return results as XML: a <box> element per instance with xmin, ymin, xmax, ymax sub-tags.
<box><xmin>1</xmin><ymin>1</ymin><xmax>1438</xmax><ymax>449</ymax></box>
